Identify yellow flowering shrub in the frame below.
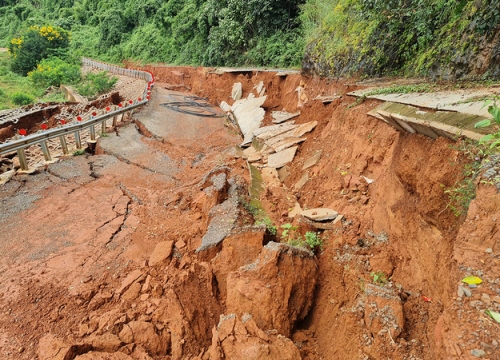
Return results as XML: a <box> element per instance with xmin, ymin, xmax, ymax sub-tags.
<box><xmin>8</xmin><ymin>25</ymin><xmax>71</xmax><ymax>75</ymax></box>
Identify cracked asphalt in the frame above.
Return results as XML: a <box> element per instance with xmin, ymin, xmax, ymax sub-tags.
<box><xmin>0</xmin><ymin>85</ymin><xmax>241</xmax><ymax>359</ymax></box>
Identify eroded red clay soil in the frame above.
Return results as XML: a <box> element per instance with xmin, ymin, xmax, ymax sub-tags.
<box><xmin>1</xmin><ymin>65</ymin><xmax>499</xmax><ymax>360</ymax></box>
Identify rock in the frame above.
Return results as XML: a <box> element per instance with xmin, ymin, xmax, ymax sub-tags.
<box><xmin>208</xmin><ymin>314</ymin><xmax>301</xmax><ymax>360</ymax></box>
<box><xmin>149</xmin><ymin>241</ymin><xmax>174</xmax><ymax>266</ymax></box>
<box><xmin>255</xmin><ymin>81</ymin><xmax>265</xmax><ymax>96</ymax></box>
<box><xmin>300</xmin><ymin>208</ymin><xmax>338</xmax><ymax>222</ymax></box>
<box><xmin>87</xmin><ymin>333</ymin><xmax>123</xmax><ymax>352</ymax></box>
<box><xmin>267</xmin><ymin>146</ymin><xmax>298</xmax><ymax>169</ymax></box>
<box><xmin>364</xmin><ymin>284</ymin><xmax>404</xmax><ymax>340</ymax></box>
<box><xmin>37</xmin><ymin>334</ymin><xmax>92</xmax><ymax>360</ymax></box>
<box><xmin>127</xmin><ymin>321</ymin><xmax>169</xmax><ymax>355</ymax></box>
<box><xmin>485</xmin><ymin>248</ymin><xmax>493</xmax><ymax>253</ymax></box>
<box><xmin>231</xmin><ymin>83</ymin><xmax>243</xmax><ymax>100</ymax></box>
<box><xmin>119</xmin><ymin>324</ymin><xmax>134</xmax><ymax>344</ymax></box>
<box><xmin>481</xmin><ymin>293</ymin><xmax>492</xmax><ymax>305</ymax></box>
<box><xmin>116</xmin><ymin>270</ymin><xmax>144</xmax><ymax>297</ymax></box>
<box><xmin>122</xmin><ymin>282</ymin><xmax>142</xmax><ymax>301</ymax></box>
<box><xmin>226</xmin><ymin>242</ymin><xmax>317</xmax><ymax>337</ymax></box>
<box><xmin>211</xmin><ymin>230</ymin><xmax>265</xmax><ymax>300</ymax></box>
<box><xmin>271</xmin><ymin>111</ymin><xmax>301</xmax><ymax>124</ymax></box>
<box><xmin>471</xmin><ymin>349</ymin><xmax>486</xmax><ymax>357</ymax></box>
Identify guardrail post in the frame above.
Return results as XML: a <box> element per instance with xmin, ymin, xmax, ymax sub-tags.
<box><xmin>40</xmin><ymin>141</ymin><xmax>52</xmax><ymax>162</ymax></box>
<box><xmin>89</xmin><ymin>125</ymin><xmax>96</xmax><ymax>141</ymax></box>
<box><xmin>16</xmin><ymin>148</ymin><xmax>29</xmax><ymax>171</ymax></box>
<box><xmin>59</xmin><ymin>135</ymin><xmax>69</xmax><ymax>155</ymax></box>
<box><xmin>101</xmin><ymin>119</ymin><xmax>106</xmax><ymax>134</ymax></box>
<box><xmin>74</xmin><ymin>131</ymin><xmax>82</xmax><ymax>149</ymax></box>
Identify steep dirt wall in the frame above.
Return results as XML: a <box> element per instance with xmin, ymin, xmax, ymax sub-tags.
<box><xmin>121</xmin><ymin>65</ymin><xmax>500</xmax><ymax>358</ymax></box>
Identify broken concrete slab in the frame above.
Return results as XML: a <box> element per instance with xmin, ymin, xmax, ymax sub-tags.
<box><xmin>302</xmin><ymin>150</ymin><xmax>322</xmax><ymax>170</ymax></box>
<box><xmin>314</xmin><ymin>95</ymin><xmax>341</xmax><ymax>104</ymax></box>
<box><xmin>232</xmin><ymin>95</ymin><xmax>267</xmax><ymax>146</ymax></box>
<box><xmin>272</xmin><ymin>111</ymin><xmax>301</xmax><ymax>124</ymax></box>
<box><xmin>300</xmin><ymin>208</ymin><xmax>338</xmax><ymax>222</ymax></box>
<box><xmin>271</xmin><ymin>137</ymin><xmax>307</xmax><ymax>153</ymax></box>
<box><xmin>278</xmin><ymin>166</ymin><xmax>290</xmax><ymax>182</ymax></box>
<box><xmin>253</xmin><ymin>122</ymin><xmax>298</xmax><ymax>140</ymax></box>
<box><xmin>288</xmin><ymin>121</ymin><xmax>318</xmax><ymax>138</ymax></box>
<box><xmin>255</xmin><ymin>81</ymin><xmax>265</xmax><ymax>97</ymax></box>
<box><xmin>267</xmin><ymin>146</ymin><xmax>298</xmax><ymax>169</ymax></box>
<box><xmin>288</xmin><ymin>202</ymin><xmax>303</xmax><ymax>218</ymax></box>
<box><xmin>349</xmin><ymin>88</ymin><xmax>496</xmax><ymax>118</ymax></box>
<box><xmin>231</xmin><ymin>83</ymin><xmax>243</xmax><ymax>100</ymax></box>
<box><xmin>370</xmin><ymin>102</ymin><xmax>485</xmax><ymax>141</ymax></box>
<box><xmin>294</xmin><ymin>172</ymin><xmax>309</xmax><ymax>190</ymax></box>
<box><xmin>220</xmin><ymin>101</ymin><xmax>232</xmax><ymax>112</ymax></box>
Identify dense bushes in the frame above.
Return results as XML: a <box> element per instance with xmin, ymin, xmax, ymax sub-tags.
<box><xmin>1</xmin><ymin>0</ymin><xmax>305</xmax><ymax>68</ymax></box>
<box><xmin>8</xmin><ymin>25</ymin><xmax>71</xmax><ymax>75</ymax></box>
<box><xmin>28</xmin><ymin>57</ymin><xmax>80</xmax><ymax>88</ymax></box>
<box><xmin>301</xmin><ymin>0</ymin><xmax>500</xmax><ymax>78</ymax></box>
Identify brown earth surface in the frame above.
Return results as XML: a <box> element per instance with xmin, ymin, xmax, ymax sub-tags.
<box><xmin>1</xmin><ymin>65</ymin><xmax>500</xmax><ymax>360</ymax></box>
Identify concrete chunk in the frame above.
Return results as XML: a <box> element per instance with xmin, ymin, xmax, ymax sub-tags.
<box><xmin>300</xmin><ymin>208</ymin><xmax>338</xmax><ymax>222</ymax></box>
<box><xmin>302</xmin><ymin>150</ymin><xmax>322</xmax><ymax>170</ymax></box>
<box><xmin>253</xmin><ymin>122</ymin><xmax>297</xmax><ymax>140</ymax></box>
<box><xmin>272</xmin><ymin>137</ymin><xmax>307</xmax><ymax>153</ymax></box>
<box><xmin>267</xmin><ymin>146</ymin><xmax>298</xmax><ymax>169</ymax></box>
<box><xmin>232</xmin><ymin>96</ymin><xmax>267</xmax><ymax>146</ymax></box>
<box><xmin>272</xmin><ymin>111</ymin><xmax>301</xmax><ymax>124</ymax></box>
<box><xmin>231</xmin><ymin>83</ymin><xmax>243</xmax><ymax>100</ymax></box>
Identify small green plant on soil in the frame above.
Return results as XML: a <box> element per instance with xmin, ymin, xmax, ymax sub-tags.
<box><xmin>281</xmin><ymin>223</ymin><xmax>323</xmax><ymax>251</ymax></box>
<box><xmin>441</xmin><ymin>140</ymin><xmax>492</xmax><ymax>217</ymax></box>
<box><xmin>100</xmin><ymin>132</ymin><xmax>109</xmax><ymax>138</ymax></box>
<box><xmin>370</xmin><ymin>271</ymin><xmax>388</xmax><ymax>286</ymax></box>
<box><xmin>239</xmin><ymin>197</ymin><xmax>277</xmax><ymax>235</ymax></box>
<box><xmin>474</xmin><ymin>99</ymin><xmax>500</xmax><ymax>149</ymax></box>
<box><xmin>73</xmin><ymin>149</ymin><xmax>86</xmax><ymax>156</ymax></box>
<box><xmin>364</xmin><ymin>84</ymin><xmax>434</xmax><ymax>97</ymax></box>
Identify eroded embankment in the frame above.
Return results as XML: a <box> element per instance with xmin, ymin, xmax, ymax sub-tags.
<box><xmin>1</xmin><ymin>66</ymin><xmax>499</xmax><ymax>360</ymax></box>
<box><xmin>137</xmin><ymin>66</ymin><xmax>500</xmax><ymax>359</ymax></box>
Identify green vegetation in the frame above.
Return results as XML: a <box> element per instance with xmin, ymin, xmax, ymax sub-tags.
<box><xmin>29</xmin><ymin>57</ymin><xmax>80</xmax><ymax>88</ymax></box>
<box><xmin>73</xmin><ymin>149</ymin><xmax>86</xmax><ymax>156</ymax></box>
<box><xmin>10</xmin><ymin>91</ymin><xmax>33</xmax><ymax>105</ymax></box>
<box><xmin>0</xmin><ymin>0</ymin><xmax>305</xmax><ymax>68</ymax></box>
<box><xmin>475</xmin><ymin>100</ymin><xmax>500</xmax><ymax>148</ymax></box>
<box><xmin>240</xmin><ymin>196</ymin><xmax>277</xmax><ymax>236</ymax></box>
<box><xmin>301</xmin><ymin>0</ymin><xmax>500</xmax><ymax>78</ymax></box>
<box><xmin>77</xmin><ymin>71</ymin><xmax>118</xmax><ymax>99</ymax></box>
<box><xmin>370</xmin><ymin>271</ymin><xmax>388</xmax><ymax>286</ymax></box>
<box><xmin>280</xmin><ymin>223</ymin><xmax>323</xmax><ymax>251</ymax></box>
<box><xmin>8</xmin><ymin>25</ymin><xmax>71</xmax><ymax>75</ymax></box>
<box><xmin>0</xmin><ymin>51</ymin><xmax>44</xmax><ymax>109</ymax></box>
<box><xmin>364</xmin><ymin>84</ymin><xmax>435</xmax><ymax>97</ymax></box>
<box><xmin>441</xmin><ymin>139</ymin><xmax>494</xmax><ymax>217</ymax></box>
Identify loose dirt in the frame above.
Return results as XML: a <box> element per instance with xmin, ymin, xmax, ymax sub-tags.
<box><xmin>0</xmin><ymin>65</ymin><xmax>499</xmax><ymax>360</ymax></box>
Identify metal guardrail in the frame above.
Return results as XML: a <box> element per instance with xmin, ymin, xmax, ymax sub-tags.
<box><xmin>0</xmin><ymin>58</ymin><xmax>155</xmax><ymax>172</ymax></box>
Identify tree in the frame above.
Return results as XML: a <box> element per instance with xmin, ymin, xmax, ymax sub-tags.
<box><xmin>8</xmin><ymin>25</ymin><xmax>71</xmax><ymax>75</ymax></box>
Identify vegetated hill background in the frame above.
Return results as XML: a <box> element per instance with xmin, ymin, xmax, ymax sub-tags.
<box><xmin>0</xmin><ymin>0</ymin><xmax>499</xmax><ymax>79</ymax></box>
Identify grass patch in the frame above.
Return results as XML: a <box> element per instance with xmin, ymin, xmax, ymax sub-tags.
<box><xmin>364</xmin><ymin>84</ymin><xmax>435</xmax><ymax>97</ymax></box>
